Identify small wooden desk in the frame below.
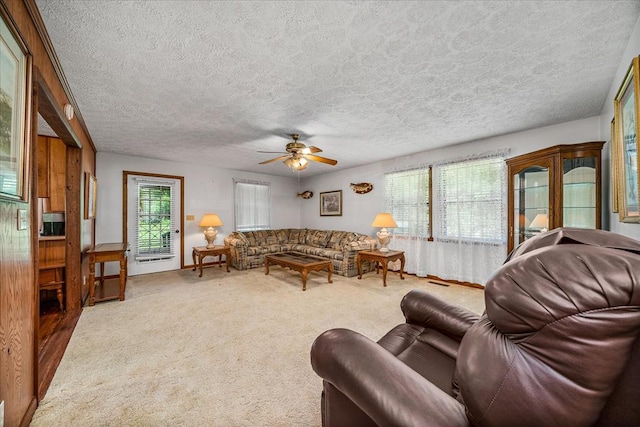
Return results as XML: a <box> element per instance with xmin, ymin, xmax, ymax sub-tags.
<box><xmin>192</xmin><ymin>245</ymin><xmax>230</xmax><ymax>277</ymax></box>
<box><xmin>88</xmin><ymin>243</ymin><xmax>128</xmax><ymax>306</ymax></box>
<box><xmin>357</xmin><ymin>249</ymin><xmax>405</xmax><ymax>287</ymax></box>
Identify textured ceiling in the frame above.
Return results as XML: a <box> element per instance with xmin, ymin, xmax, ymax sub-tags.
<box><xmin>35</xmin><ymin>1</ymin><xmax>640</xmax><ymax>177</ymax></box>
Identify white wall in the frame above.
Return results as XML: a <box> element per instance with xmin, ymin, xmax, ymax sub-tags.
<box><xmin>96</xmin><ymin>152</ymin><xmax>302</xmax><ymax>271</ymax></box>
<box><xmin>94</xmin><ymin>15</ymin><xmax>640</xmax><ymax>268</ymax></box>
<box><xmin>300</xmin><ymin>116</ymin><xmax>602</xmax><ymax>237</ymax></box>
<box><xmin>600</xmin><ymin>15</ymin><xmax>640</xmax><ymax>240</ymax></box>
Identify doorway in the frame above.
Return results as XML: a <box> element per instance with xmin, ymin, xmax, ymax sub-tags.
<box><xmin>124</xmin><ymin>171</ymin><xmax>184</xmax><ymax>275</ymax></box>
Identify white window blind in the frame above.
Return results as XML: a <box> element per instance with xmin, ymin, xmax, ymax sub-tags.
<box><xmin>384</xmin><ymin>168</ymin><xmax>430</xmax><ymax>238</ymax></box>
<box><xmin>234</xmin><ymin>179</ymin><xmax>271</xmax><ymax>231</ymax></box>
<box><xmin>135</xmin><ymin>179</ymin><xmax>176</xmax><ymax>260</ymax></box>
<box><xmin>435</xmin><ymin>156</ymin><xmax>506</xmax><ymax>243</ymax></box>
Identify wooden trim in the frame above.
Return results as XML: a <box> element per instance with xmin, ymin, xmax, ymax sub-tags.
<box><xmin>29</xmin><ymin>59</ymin><xmax>41</xmax><ymax>413</ymax></box>
<box><xmin>18</xmin><ymin>397</ymin><xmax>37</xmax><ymax>427</ymax></box>
<box><xmin>23</xmin><ymin>0</ymin><xmax>96</xmax><ymax>154</ymax></box>
<box><xmin>427</xmin><ymin>166</ymin><xmax>433</xmax><ymax>242</ymax></box>
<box><xmin>426</xmin><ymin>274</ymin><xmax>485</xmax><ymax>289</ymax></box>
<box><xmin>36</xmin><ymin>72</ymin><xmax>81</xmax><ymax>148</ymax></box>
<box><xmin>65</xmin><ymin>146</ymin><xmax>82</xmax><ymax>310</ymax></box>
<box><xmin>122</xmin><ymin>171</ymin><xmax>186</xmax><ymax>269</ymax></box>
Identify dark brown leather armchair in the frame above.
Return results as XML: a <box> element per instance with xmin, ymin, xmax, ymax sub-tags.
<box><xmin>311</xmin><ymin>228</ymin><xmax>640</xmax><ymax>426</ymax></box>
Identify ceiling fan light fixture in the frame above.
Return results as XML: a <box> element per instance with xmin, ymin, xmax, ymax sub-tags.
<box><xmin>258</xmin><ymin>132</ymin><xmax>336</xmax><ymax>171</ymax></box>
<box><xmin>284</xmin><ymin>155</ymin><xmax>308</xmax><ymax>171</ymax></box>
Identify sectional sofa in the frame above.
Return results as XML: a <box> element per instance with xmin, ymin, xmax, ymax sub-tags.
<box><xmin>223</xmin><ymin>228</ymin><xmax>378</xmax><ymax>277</ymax></box>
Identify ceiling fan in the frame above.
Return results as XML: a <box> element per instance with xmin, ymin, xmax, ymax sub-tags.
<box><xmin>258</xmin><ymin>134</ymin><xmax>338</xmax><ymax>171</ymax></box>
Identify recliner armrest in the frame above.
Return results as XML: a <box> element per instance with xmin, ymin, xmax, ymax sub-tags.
<box><xmin>401</xmin><ymin>290</ymin><xmax>481</xmax><ymax>341</ymax></box>
<box><xmin>311</xmin><ymin>328</ymin><xmax>470</xmax><ymax>427</ymax></box>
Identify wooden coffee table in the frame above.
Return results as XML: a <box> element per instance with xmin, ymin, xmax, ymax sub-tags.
<box><xmin>264</xmin><ymin>252</ymin><xmax>333</xmax><ymax>291</ymax></box>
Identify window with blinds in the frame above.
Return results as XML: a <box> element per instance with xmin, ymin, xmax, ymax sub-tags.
<box><xmin>435</xmin><ymin>156</ymin><xmax>505</xmax><ymax>242</ymax></box>
<box><xmin>383</xmin><ymin>168</ymin><xmax>430</xmax><ymax>238</ymax></box>
<box><xmin>135</xmin><ymin>180</ymin><xmax>176</xmax><ymax>259</ymax></box>
<box><xmin>234</xmin><ymin>179</ymin><xmax>271</xmax><ymax>231</ymax></box>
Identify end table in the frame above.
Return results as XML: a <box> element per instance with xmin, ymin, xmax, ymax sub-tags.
<box><xmin>357</xmin><ymin>249</ymin><xmax>405</xmax><ymax>287</ymax></box>
<box><xmin>192</xmin><ymin>245</ymin><xmax>231</xmax><ymax>277</ymax></box>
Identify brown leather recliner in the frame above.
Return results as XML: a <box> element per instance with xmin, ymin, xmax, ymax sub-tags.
<box><xmin>311</xmin><ymin>228</ymin><xmax>640</xmax><ymax>426</ymax></box>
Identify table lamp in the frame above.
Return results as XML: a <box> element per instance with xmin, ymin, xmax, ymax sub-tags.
<box><xmin>371</xmin><ymin>212</ymin><xmax>397</xmax><ymax>252</ymax></box>
<box><xmin>199</xmin><ymin>213</ymin><xmax>223</xmax><ymax>248</ymax></box>
<box><xmin>529</xmin><ymin>213</ymin><xmax>548</xmax><ymax>233</ymax></box>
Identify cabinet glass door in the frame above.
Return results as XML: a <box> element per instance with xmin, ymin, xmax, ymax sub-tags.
<box><xmin>563</xmin><ymin>157</ymin><xmax>596</xmax><ymax>228</ymax></box>
<box><xmin>513</xmin><ymin>166</ymin><xmax>549</xmax><ymax>248</ymax></box>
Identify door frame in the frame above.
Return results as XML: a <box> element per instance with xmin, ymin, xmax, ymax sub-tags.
<box><xmin>122</xmin><ymin>171</ymin><xmax>185</xmax><ymax>270</ymax></box>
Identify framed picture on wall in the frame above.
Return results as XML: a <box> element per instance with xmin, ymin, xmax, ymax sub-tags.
<box><xmin>611</xmin><ymin>117</ymin><xmax>620</xmax><ymax>213</ymax></box>
<box><xmin>85</xmin><ymin>173</ymin><xmax>97</xmax><ymax>219</ymax></box>
<box><xmin>614</xmin><ymin>55</ymin><xmax>640</xmax><ymax>223</ymax></box>
<box><xmin>0</xmin><ymin>6</ymin><xmax>32</xmax><ymax>202</ymax></box>
<box><xmin>320</xmin><ymin>190</ymin><xmax>342</xmax><ymax>216</ymax></box>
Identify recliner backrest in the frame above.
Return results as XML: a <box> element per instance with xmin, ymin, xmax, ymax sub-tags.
<box><xmin>455</xmin><ymin>237</ymin><xmax>640</xmax><ymax>426</ymax></box>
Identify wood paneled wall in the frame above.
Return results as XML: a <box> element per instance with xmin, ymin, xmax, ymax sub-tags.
<box><xmin>0</xmin><ymin>1</ymin><xmax>97</xmax><ymax>425</ymax></box>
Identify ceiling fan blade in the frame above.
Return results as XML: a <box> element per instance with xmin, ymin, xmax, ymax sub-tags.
<box><xmin>257</xmin><ymin>150</ymin><xmax>287</xmax><ymax>154</ymax></box>
<box><xmin>307</xmin><ymin>146</ymin><xmax>322</xmax><ymax>153</ymax></box>
<box><xmin>305</xmin><ymin>154</ymin><xmax>337</xmax><ymax>166</ymax></box>
<box><xmin>259</xmin><ymin>155</ymin><xmax>291</xmax><ymax>164</ymax></box>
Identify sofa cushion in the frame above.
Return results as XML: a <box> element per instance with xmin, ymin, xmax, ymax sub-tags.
<box><xmin>264</xmin><ymin>230</ymin><xmax>279</xmax><ymax>245</ymax></box>
<box><xmin>289</xmin><ymin>228</ymin><xmax>308</xmax><ymax>244</ymax></box>
<box><xmin>328</xmin><ymin>231</ymin><xmax>350</xmax><ymax>250</ymax></box>
<box><xmin>276</xmin><ymin>229</ymin><xmax>291</xmax><ymax>244</ymax></box>
<box><xmin>234</xmin><ymin>232</ymin><xmax>249</xmax><ymax>245</ymax></box>
<box><xmin>247</xmin><ymin>245</ymin><xmax>283</xmax><ymax>256</ymax></box>
<box><xmin>340</xmin><ymin>232</ymin><xmax>361</xmax><ymax>250</ymax></box>
<box><xmin>306</xmin><ymin>230</ymin><xmax>331</xmax><ymax>248</ymax></box>
<box><xmin>243</xmin><ymin>231</ymin><xmax>260</xmax><ymax>246</ymax></box>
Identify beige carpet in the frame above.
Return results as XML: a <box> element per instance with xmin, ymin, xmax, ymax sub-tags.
<box><xmin>31</xmin><ymin>266</ymin><xmax>485</xmax><ymax>426</ymax></box>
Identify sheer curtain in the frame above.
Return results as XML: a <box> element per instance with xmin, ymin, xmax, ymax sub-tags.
<box><xmin>429</xmin><ymin>152</ymin><xmax>508</xmax><ymax>285</ymax></box>
<box><xmin>384</xmin><ymin>151</ymin><xmax>508</xmax><ymax>286</ymax></box>
<box><xmin>384</xmin><ymin>168</ymin><xmax>431</xmax><ymax>276</ymax></box>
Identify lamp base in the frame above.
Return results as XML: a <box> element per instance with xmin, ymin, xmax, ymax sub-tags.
<box><xmin>377</xmin><ymin>228</ymin><xmax>392</xmax><ymax>252</ymax></box>
<box><xmin>204</xmin><ymin>227</ymin><xmax>218</xmax><ymax>249</ymax></box>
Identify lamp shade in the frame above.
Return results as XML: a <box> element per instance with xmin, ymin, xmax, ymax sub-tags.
<box><xmin>199</xmin><ymin>213</ymin><xmax>223</xmax><ymax>227</ymax></box>
<box><xmin>529</xmin><ymin>213</ymin><xmax>548</xmax><ymax>229</ymax></box>
<box><xmin>371</xmin><ymin>213</ymin><xmax>397</xmax><ymax>228</ymax></box>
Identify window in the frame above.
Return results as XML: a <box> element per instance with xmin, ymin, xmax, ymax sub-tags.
<box><xmin>383</xmin><ymin>168</ymin><xmax>430</xmax><ymax>238</ymax></box>
<box><xmin>234</xmin><ymin>179</ymin><xmax>270</xmax><ymax>231</ymax></box>
<box><xmin>435</xmin><ymin>156</ymin><xmax>506</xmax><ymax>242</ymax></box>
<box><xmin>135</xmin><ymin>181</ymin><xmax>176</xmax><ymax>257</ymax></box>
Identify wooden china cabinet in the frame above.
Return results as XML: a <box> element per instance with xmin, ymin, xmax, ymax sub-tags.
<box><xmin>506</xmin><ymin>141</ymin><xmax>604</xmax><ymax>254</ymax></box>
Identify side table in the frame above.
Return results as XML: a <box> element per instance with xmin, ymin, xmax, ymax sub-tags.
<box><xmin>88</xmin><ymin>242</ymin><xmax>128</xmax><ymax>306</ymax></box>
<box><xmin>192</xmin><ymin>245</ymin><xmax>231</xmax><ymax>277</ymax></box>
<box><xmin>357</xmin><ymin>249</ymin><xmax>405</xmax><ymax>287</ymax></box>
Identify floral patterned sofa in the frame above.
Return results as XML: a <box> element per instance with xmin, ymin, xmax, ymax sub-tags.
<box><xmin>223</xmin><ymin>229</ymin><xmax>377</xmax><ymax>277</ymax></box>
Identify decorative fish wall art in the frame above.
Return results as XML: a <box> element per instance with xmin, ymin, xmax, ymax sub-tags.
<box><xmin>350</xmin><ymin>182</ymin><xmax>373</xmax><ymax>194</ymax></box>
<box><xmin>297</xmin><ymin>190</ymin><xmax>313</xmax><ymax>199</ymax></box>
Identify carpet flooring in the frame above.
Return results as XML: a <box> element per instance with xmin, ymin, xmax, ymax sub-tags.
<box><xmin>31</xmin><ymin>265</ymin><xmax>485</xmax><ymax>426</ymax></box>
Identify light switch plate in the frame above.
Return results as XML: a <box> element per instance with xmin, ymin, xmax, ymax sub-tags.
<box><xmin>186</xmin><ymin>214</ymin><xmax>195</xmax><ymax>221</ymax></box>
<box><xmin>17</xmin><ymin>209</ymin><xmax>27</xmax><ymax>230</ymax></box>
